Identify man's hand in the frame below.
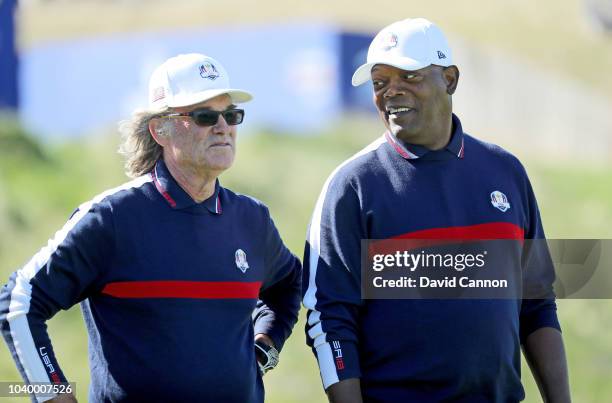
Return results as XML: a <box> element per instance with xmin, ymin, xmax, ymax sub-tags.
<box><xmin>523</xmin><ymin>327</ymin><xmax>571</xmax><ymax>403</ymax></box>
<box><xmin>254</xmin><ymin>333</ymin><xmax>279</xmax><ymax>375</ymax></box>
<box><xmin>327</xmin><ymin>378</ymin><xmax>363</xmax><ymax>403</ymax></box>
<box><xmin>254</xmin><ymin>333</ymin><xmax>274</xmax><ymax>349</ymax></box>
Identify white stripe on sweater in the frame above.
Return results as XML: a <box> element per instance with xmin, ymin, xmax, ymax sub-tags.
<box><xmin>303</xmin><ymin>136</ymin><xmax>385</xmax><ymax>389</ymax></box>
<box><xmin>7</xmin><ymin>175</ymin><xmax>151</xmax><ymax>402</ymax></box>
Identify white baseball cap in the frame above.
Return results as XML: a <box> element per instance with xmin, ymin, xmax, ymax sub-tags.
<box><xmin>351</xmin><ymin>18</ymin><xmax>453</xmax><ymax>86</ymax></box>
<box><xmin>148</xmin><ymin>53</ymin><xmax>253</xmax><ymax>109</ymax></box>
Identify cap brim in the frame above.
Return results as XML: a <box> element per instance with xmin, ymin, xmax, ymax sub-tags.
<box><xmin>166</xmin><ymin>88</ymin><xmax>253</xmax><ymax>108</ymax></box>
<box><xmin>351</xmin><ymin>58</ymin><xmax>430</xmax><ymax>86</ymax></box>
<box><xmin>351</xmin><ymin>63</ymin><xmax>377</xmax><ymax>87</ymax></box>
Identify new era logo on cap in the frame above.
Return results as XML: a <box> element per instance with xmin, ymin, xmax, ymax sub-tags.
<box><xmin>351</xmin><ymin>18</ymin><xmax>454</xmax><ymax>86</ymax></box>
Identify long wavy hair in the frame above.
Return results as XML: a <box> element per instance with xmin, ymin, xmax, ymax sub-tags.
<box><xmin>118</xmin><ymin>108</ymin><xmax>171</xmax><ymax>178</ymax></box>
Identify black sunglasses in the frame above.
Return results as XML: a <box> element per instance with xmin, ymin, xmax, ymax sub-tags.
<box><xmin>162</xmin><ymin>108</ymin><xmax>245</xmax><ymax>126</ymax></box>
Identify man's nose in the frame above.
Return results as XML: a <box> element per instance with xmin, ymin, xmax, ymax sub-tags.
<box><xmin>212</xmin><ymin>114</ymin><xmax>230</xmax><ymax>134</ymax></box>
<box><xmin>384</xmin><ymin>78</ymin><xmax>406</xmax><ymax>98</ymax></box>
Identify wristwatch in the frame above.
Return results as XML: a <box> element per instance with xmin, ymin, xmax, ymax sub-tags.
<box><xmin>254</xmin><ymin>340</ymin><xmax>279</xmax><ymax>375</ymax></box>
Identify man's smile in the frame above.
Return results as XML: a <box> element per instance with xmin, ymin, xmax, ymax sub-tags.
<box><xmin>385</xmin><ymin>105</ymin><xmax>416</xmax><ymax>119</ymax></box>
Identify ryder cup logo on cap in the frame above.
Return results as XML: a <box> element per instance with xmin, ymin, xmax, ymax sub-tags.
<box><xmin>148</xmin><ymin>53</ymin><xmax>253</xmax><ymax>109</ymax></box>
<box><xmin>351</xmin><ymin>18</ymin><xmax>453</xmax><ymax>86</ymax></box>
<box><xmin>199</xmin><ymin>62</ymin><xmax>219</xmax><ymax>80</ymax></box>
<box><xmin>379</xmin><ymin>32</ymin><xmax>399</xmax><ymax>51</ymax></box>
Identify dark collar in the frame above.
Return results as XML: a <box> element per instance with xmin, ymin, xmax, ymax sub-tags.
<box><xmin>151</xmin><ymin>159</ymin><xmax>222</xmax><ymax>215</ymax></box>
<box><xmin>385</xmin><ymin>113</ymin><xmax>465</xmax><ymax>160</ymax></box>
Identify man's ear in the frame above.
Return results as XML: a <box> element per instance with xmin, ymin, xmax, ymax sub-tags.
<box><xmin>149</xmin><ymin>118</ymin><xmax>169</xmax><ymax>147</ymax></box>
<box><xmin>443</xmin><ymin>66</ymin><xmax>460</xmax><ymax>95</ymax></box>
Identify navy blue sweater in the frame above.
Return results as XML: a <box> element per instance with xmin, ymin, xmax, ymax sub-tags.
<box><xmin>303</xmin><ymin>115</ymin><xmax>560</xmax><ymax>402</ymax></box>
<box><xmin>0</xmin><ymin>159</ymin><xmax>301</xmax><ymax>402</ymax></box>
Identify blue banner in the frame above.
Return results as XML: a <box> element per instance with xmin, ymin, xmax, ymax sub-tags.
<box><xmin>339</xmin><ymin>32</ymin><xmax>375</xmax><ymax>112</ymax></box>
<box><xmin>0</xmin><ymin>0</ymin><xmax>18</xmax><ymax>110</ymax></box>
<box><xmin>20</xmin><ymin>23</ymin><xmax>341</xmax><ymax>138</ymax></box>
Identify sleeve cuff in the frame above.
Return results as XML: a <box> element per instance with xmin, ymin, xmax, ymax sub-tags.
<box><xmin>254</xmin><ymin>313</ymin><xmax>286</xmax><ymax>352</ymax></box>
<box><xmin>315</xmin><ymin>340</ymin><xmax>360</xmax><ymax>390</ymax></box>
<box><xmin>520</xmin><ymin>299</ymin><xmax>561</xmax><ymax>344</ymax></box>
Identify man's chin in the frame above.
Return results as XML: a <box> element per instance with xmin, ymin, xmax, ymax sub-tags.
<box><xmin>194</xmin><ymin>156</ymin><xmax>234</xmax><ymax>175</ymax></box>
<box><xmin>390</xmin><ymin>126</ymin><xmax>416</xmax><ymax>141</ymax></box>
<box><xmin>207</xmin><ymin>162</ymin><xmax>233</xmax><ymax>172</ymax></box>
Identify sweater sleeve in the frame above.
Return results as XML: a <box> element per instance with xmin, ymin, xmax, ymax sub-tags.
<box><xmin>0</xmin><ymin>201</ymin><xmax>113</xmax><ymax>402</ymax></box>
<box><xmin>303</xmin><ymin>175</ymin><xmax>365</xmax><ymax>389</ymax></box>
<box><xmin>252</xmin><ymin>207</ymin><xmax>302</xmax><ymax>352</ymax></box>
<box><xmin>519</xmin><ymin>170</ymin><xmax>561</xmax><ymax>344</ymax></box>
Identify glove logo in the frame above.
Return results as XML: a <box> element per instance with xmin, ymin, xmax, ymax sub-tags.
<box><xmin>490</xmin><ymin>190</ymin><xmax>511</xmax><ymax>212</ymax></box>
<box><xmin>235</xmin><ymin>249</ymin><xmax>250</xmax><ymax>273</ymax></box>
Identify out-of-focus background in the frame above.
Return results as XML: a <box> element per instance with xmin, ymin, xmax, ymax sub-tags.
<box><xmin>1</xmin><ymin>0</ymin><xmax>611</xmax><ymax>401</ymax></box>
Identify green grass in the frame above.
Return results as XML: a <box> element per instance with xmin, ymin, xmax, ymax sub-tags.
<box><xmin>1</xmin><ymin>122</ymin><xmax>611</xmax><ymax>402</ymax></box>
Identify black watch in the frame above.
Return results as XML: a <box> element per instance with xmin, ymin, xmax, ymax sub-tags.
<box><xmin>254</xmin><ymin>340</ymin><xmax>279</xmax><ymax>375</ymax></box>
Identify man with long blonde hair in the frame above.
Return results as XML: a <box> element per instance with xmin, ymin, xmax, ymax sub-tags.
<box><xmin>1</xmin><ymin>53</ymin><xmax>301</xmax><ymax>403</ymax></box>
